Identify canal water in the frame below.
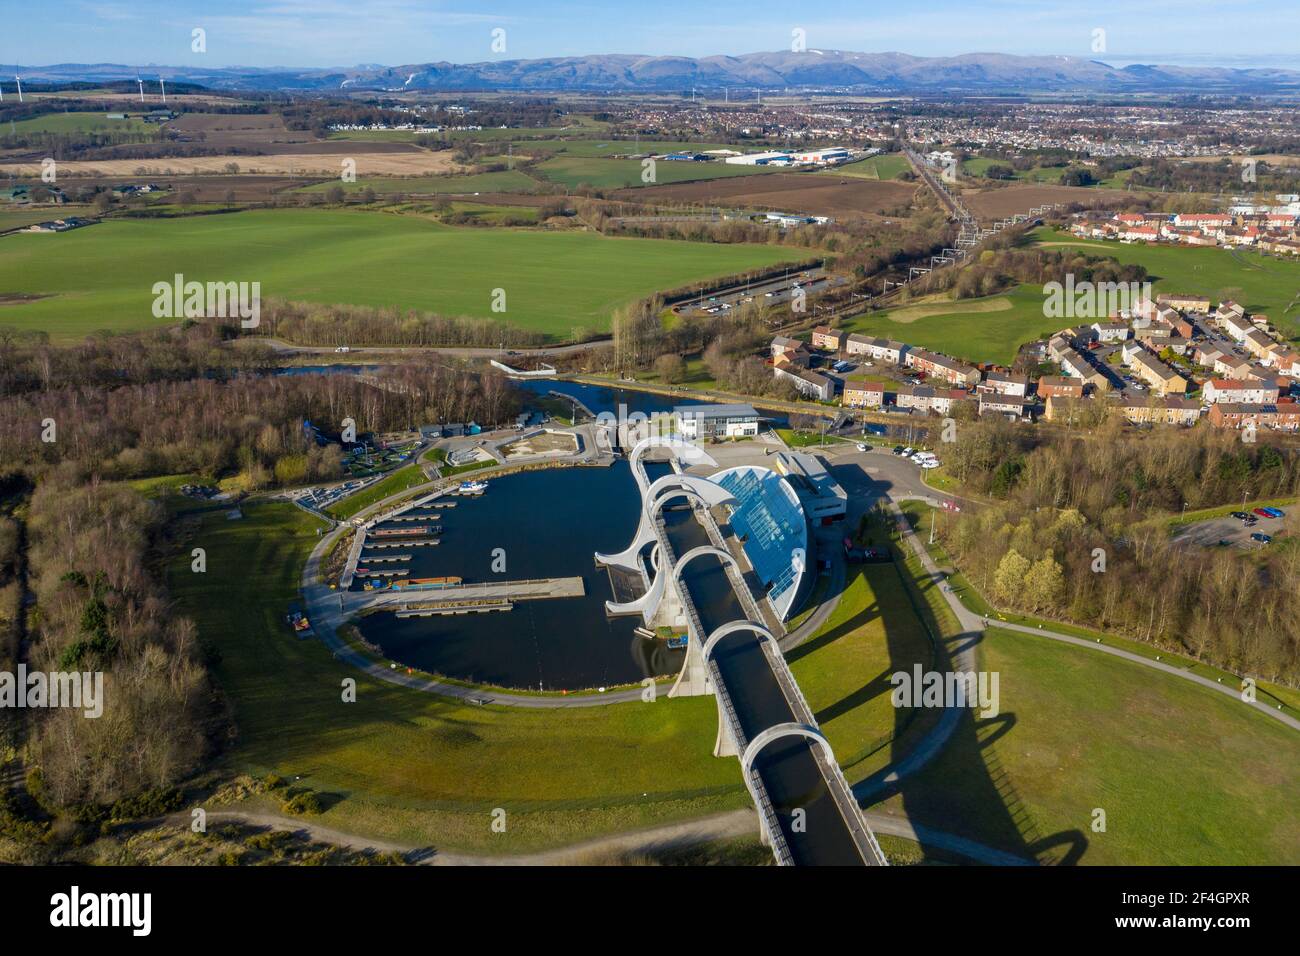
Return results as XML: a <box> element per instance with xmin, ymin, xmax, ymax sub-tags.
<box><xmin>355</xmin><ymin>460</ymin><xmax>686</xmax><ymax>691</ymax></box>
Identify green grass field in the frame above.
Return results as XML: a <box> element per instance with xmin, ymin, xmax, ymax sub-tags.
<box><xmin>168</xmin><ymin>501</ymin><xmax>751</xmax><ymax>853</ymax></box>
<box><xmin>823</xmin><ymin>153</ymin><xmax>910</xmax><ymax>181</ymax></box>
<box><xmin>0</xmin><ymin>207</ymin><xmax>800</xmax><ymax>341</ymax></box>
<box><xmin>875</xmin><ymin>624</ymin><xmax>1300</xmax><ymax>864</ymax></box>
<box><xmin>324</xmin><ymin>464</ymin><xmax>427</xmax><ymax>520</ymax></box>
<box><xmin>0</xmin><ymin>204</ymin><xmax>93</xmax><ymax>232</ymax></box>
<box><xmin>789</xmin><ymin>562</ymin><xmax>936</xmax><ymax>784</ymax></box>
<box><xmin>0</xmin><ymin>111</ymin><xmax>155</xmax><ymax>137</ymax></box>
<box><xmin>1029</xmin><ymin>226</ymin><xmax>1300</xmax><ymax>339</ymax></box>
<box><xmin>841</xmin><ymin>285</ymin><xmax>1056</xmax><ymax>366</ymax></box>
<box><xmin>296</xmin><ymin>170</ymin><xmax>541</xmax><ymax>195</ymax></box>
<box><xmin>534</xmin><ymin>156</ymin><xmax>774</xmax><ymax>190</ymax></box>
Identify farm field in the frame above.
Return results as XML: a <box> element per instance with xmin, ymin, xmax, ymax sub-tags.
<box><xmin>841</xmin><ymin>285</ymin><xmax>1054</xmax><ymax>365</ymax></box>
<box><xmin>616</xmin><ymin>172</ymin><xmax>917</xmax><ymax>219</ymax></box>
<box><xmin>0</xmin><ymin>207</ymin><xmax>801</xmax><ymax>340</ymax></box>
<box><xmin>0</xmin><ymin>204</ymin><xmax>93</xmax><ymax>232</ymax></box>
<box><xmin>872</xmin><ymin>626</ymin><xmax>1300</xmax><ymax>864</ymax></box>
<box><xmin>0</xmin><ymin>148</ymin><xmax>461</xmax><ymax>178</ymax></box>
<box><xmin>962</xmin><ymin>183</ymin><xmax>1146</xmax><ymax>219</ymax></box>
<box><xmin>534</xmin><ymin>155</ymin><xmax>773</xmax><ymax>190</ymax></box>
<box><xmin>0</xmin><ymin>110</ymin><xmax>156</xmax><ymax>136</ymax></box>
<box><xmin>296</xmin><ymin>170</ymin><xmax>540</xmax><ymax>194</ymax></box>
<box><xmin>1028</xmin><ymin>226</ymin><xmax>1300</xmax><ymax>338</ymax></box>
<box><xmin>822</xmin><ymin>153</ymin><xmax>910</xmax><ymax>181</ymax></box>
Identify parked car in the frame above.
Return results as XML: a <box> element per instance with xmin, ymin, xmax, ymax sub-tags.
<box><xmin>1253</xmin><ymin>508</ymin><xmax>1274</xmax><ymax>518</ymax></box>
<box><xmin>1243</xmin><ymin>516</ymin><xmax>1258</xmax><ymax>527</ymax></box>
<box><xmin>892</xmin><ymin>446</ymin><xmax>905</xmax><ymax>455</ymax></box>
<box><xmin>1230</xmin><ymin>511</ymin><xmax>1249</xmax><ymax>520</ymax></box>
<box><xmin>901</xmin><ymin>446</ymin><xmax>914</xmax><ymax>456</ymax></box>
<box><xmin>856</xmin><ymin>443</ymin><xmax>868</xmax><ymax>452</ymax></box>
<box><xmin>1251</xmin><ymin>533</ymin><xmax>1273</xmax><ymax>544</ymax></box>
<box><xmin>1263</xmin><ymin>507</ymin><xmax>1285</xmax><ymax>518</ymax></box>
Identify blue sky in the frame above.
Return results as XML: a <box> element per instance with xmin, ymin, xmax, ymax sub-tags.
<box><xmin>9</xmin><ymin>0</ymin><xmax>1300</xmax><ymax>69</ymax></box>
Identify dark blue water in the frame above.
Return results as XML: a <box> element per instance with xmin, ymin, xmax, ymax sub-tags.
<box><xmin>355</xmin><ymin>461</ymin><xmax>685</xmax><ymax>690</ymax></box>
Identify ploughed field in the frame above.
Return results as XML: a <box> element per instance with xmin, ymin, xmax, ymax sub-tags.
<box><xmin>0</xmin><ymin>207</ymin><xmax>800</xmax><ymax>341</ymax></box>
<box><xmin>614</xmin><ymin>172</ymin><xmax>917</xmax><ymax>220</ymax></box>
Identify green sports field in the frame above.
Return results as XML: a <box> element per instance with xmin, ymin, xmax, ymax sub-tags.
<box><xmin>1029</xmin><ymin>226</ymin><xmax>1300</xmax><ymax>339</ymax></box>
<box><xmin>841</xmin><ymin>285</ymin><xmax>1056</xmax><ymax>366</ymax></box>
<box><xmin>0</xmin><ymin>207</ymin><xmax>799</xmax><ymax>341</ymax></box>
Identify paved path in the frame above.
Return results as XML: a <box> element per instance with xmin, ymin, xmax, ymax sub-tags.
<box><xmin>172</xmin><ymin>807</ymin><xmax>1027</xmax><ymax>866</ymax></box>
<box><xmin>880</xmin><ymin>499</ymin><xmax>1300</xmax><ymax>734</ymax></box>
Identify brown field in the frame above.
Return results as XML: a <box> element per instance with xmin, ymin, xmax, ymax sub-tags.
<box><xmin>0</xmin><ymin>149</ymin><xmax>462</xmax><ymax>178</ymax></box>
<box><xmin>613</xmin><ymin>173</ymin><xmax>917</xmax><ymax>219</ymax></box>
<box><xmin>962</xmin><ymin>183</ymin><xmax>1151</xmax><ymax>219</ymax></box>
<box><xmin>166</xmin><ymin>113</ymin><xmax>427</xmax><ymax>156</ymax></box>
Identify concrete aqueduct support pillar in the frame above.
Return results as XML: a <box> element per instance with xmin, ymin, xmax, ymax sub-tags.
<box><xmin>702</xmin><ymin>621</ymin><xmax>778</xmax><ymax>758</ymax></box>
<box><xmin>665</xmin><ymin>545</ymin><xmax>739</xmax><ymax>700</ymax></box>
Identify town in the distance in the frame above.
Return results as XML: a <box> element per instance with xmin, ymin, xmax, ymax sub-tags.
<box><xmin>0</xmin><ymin>2</ymin><xmax>1297</xmax><ymax>895</ymax></box>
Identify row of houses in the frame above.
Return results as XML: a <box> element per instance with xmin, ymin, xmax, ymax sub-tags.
<box><xmin>800</xmin><ymin>328</ymin><xmax>981</xmax><ymax>386</ymax></box>
<box><xmin>1045</xmin><ymin>392</ymin><xmax>1300</xmax><ymax>432</ymax></box>
<box><xmin>1072</xmin><ymin>210</ymin><xmax>1300</xmax><ymax>254</ymax></box>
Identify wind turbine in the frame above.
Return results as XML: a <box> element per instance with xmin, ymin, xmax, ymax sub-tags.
<box><xmin>136</xmin><ymin>70</ymin><xmax>145</xmax><ymax>103</ymax></box>
<box><xmin>159</xmin><ymin>75</ymin><xmax>167</xmax><ymax>104</ymax></box>
<box><xmin>13</xmin><ymin>69</ymin><xmax>22</xmax><ymax>103</ymax></box>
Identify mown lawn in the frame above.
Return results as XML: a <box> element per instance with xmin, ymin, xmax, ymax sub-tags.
<box><xmin>874</xmin><ymin>625</ymin><xmax>1300</xmax><ymax>864</ymax></box>
<box><xmin>841</xmin><ymin>285</ymin><xmax>1057</xmax><ymax>366</ymax></box>
<box><xmin>168</xmin><ymin>501</ymin><xmax>751</xmax><ymax>853</ymax></box>
<box><xmin>1028</xmin><ymin>226</ymin><xmax>1300</xmax><ymax>339</ymax></box>
<box><xmin>323</xmin><ymin>464</ymin><xmax>427</xmax><ymax>521</ymax></box>
<box><xmin>789</xmin><ymin>562</ymin><xmax>935</xmax><ymax>783</ymax></box>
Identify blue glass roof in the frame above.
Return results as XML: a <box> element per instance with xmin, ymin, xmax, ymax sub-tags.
<box><xmin>714</xmin><ymin>467</ymin><xmax>806</xmax><ymax>606</ymax></box>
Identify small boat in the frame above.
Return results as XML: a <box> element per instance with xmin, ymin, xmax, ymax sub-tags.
<box><xmin>459</xmin><ymin>479</ymin><xmax>488</xmax><ymax>494</ymax></box>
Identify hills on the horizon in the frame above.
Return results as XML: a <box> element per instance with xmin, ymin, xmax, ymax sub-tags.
<box><xmin>16</xmin><ymin>50</ymin><xmax>1300</xmax><ymax>95</ymax></box>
